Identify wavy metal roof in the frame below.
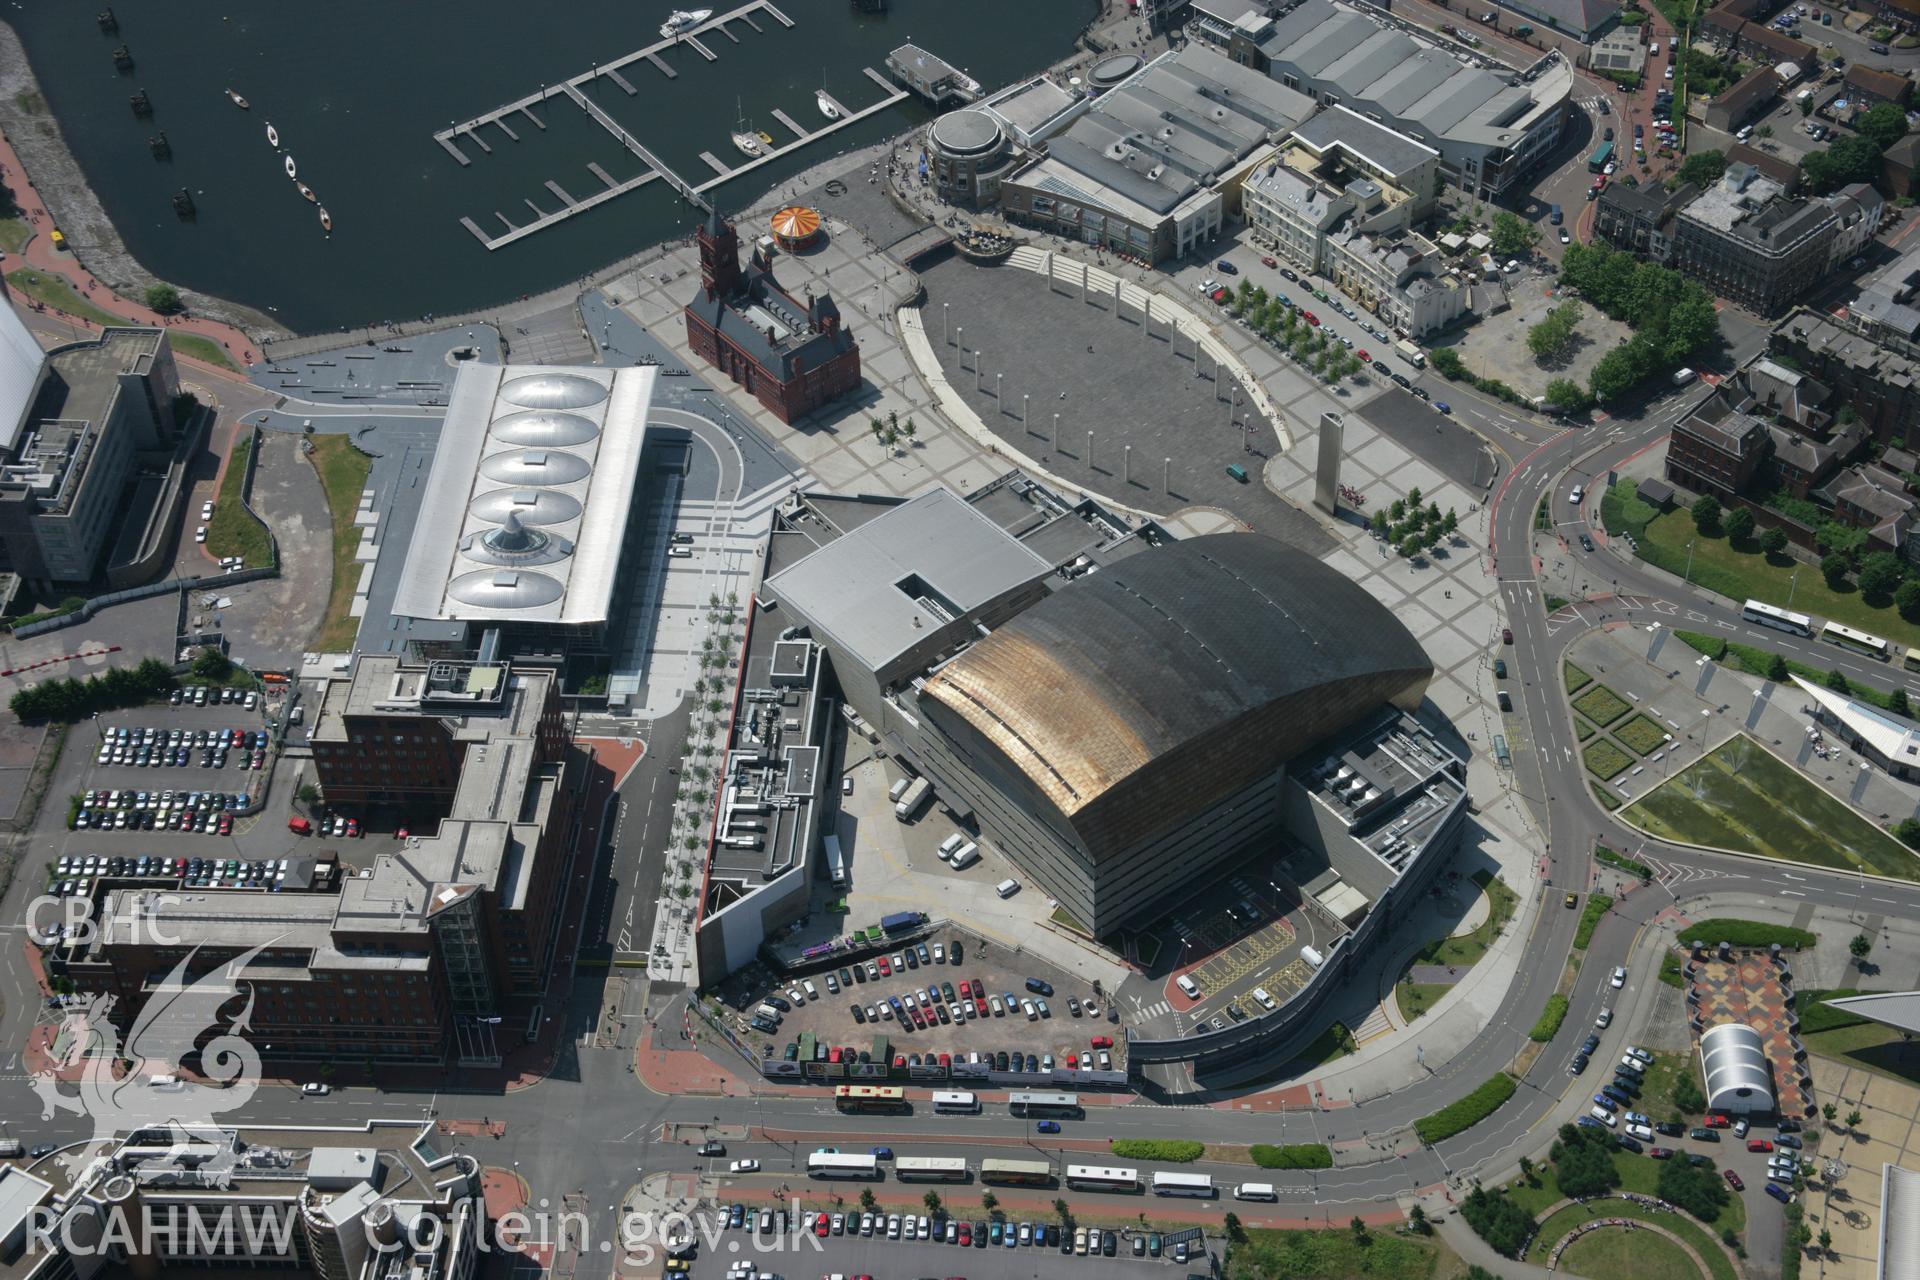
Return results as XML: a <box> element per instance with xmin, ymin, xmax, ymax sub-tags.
<box><xmin>1699</xmin><ymin>1022</ymin><xmax>1774</xmax><ymax>1111</ymax></box>
<box><xmin>922</xmin><ymin>533</ymin><xmax>1431</xmax><ymax>857</ymax></box>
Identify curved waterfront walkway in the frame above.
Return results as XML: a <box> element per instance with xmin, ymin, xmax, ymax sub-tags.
<box><xmin>0</xmin><ymin>126</ymin><xmax>260</xmax><ymax>376</ymax></box>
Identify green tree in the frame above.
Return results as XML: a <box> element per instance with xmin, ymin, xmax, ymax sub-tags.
<box><xmin>859</xmin><ymin>1188</ymin><xmax>876</xmax><ymax>1213</ymax></box>
<box><xmin>1406</xmin><ymin>1204</ymin><xmax>1428</xmax><ymax>1235</ymax></box>
<box><xmin>1766</xmin><ymin>652</ymin><xmax>1790</xmax><ymax>682</ymax></box>
<box><xmin>1673</xmin><ymin>1072</ymin><xmax>1707</xmax><ymax>1114</ymax></box>
<box><xmin>1526</xmin><ymin>301</ymin><xmax>1584</xmax><ymax>361</ymax></box>
<box><xmin>1052</xmin><ymin>1198</ymin><xmax>1072</xmax><ymax>1223</ymax></box>
<box><xmin>296</xmin><ymin>783</ymin><xmax>321</xmax><ymax>811</ymax></box>
<box><xmin>923</xmin><ymin>1190</ymin><xmax>943</xmax><ymax>1216</ymax></box>
<box><xmin>1690</xmin><ymin>494</ymin><xmax>1722</xmax><ymax>534</ymax></box>
<box><xmin>1896</xmin><ymin>818</ymin><xmax>1920</xmax><ymax>850</ymax></box>
<box><xmin>1678</xmin><ymin>149</ymin><xmax>1728</xmax><ymax>187</ymax></box>
<box><xmin>1429</xmin><ymin>347</ymin><xmax>1468</xmax><ymax>379</ymax></box>
<box><xmin>1349</xmin><ymin>1216</ymin><xmax>1369</xmax><ymax>1246</ymax></box>
<box><xmin>1371</xmin><ymin>509</ymin><xmax>1389</xmax><ymax>535</ymax></box>
<box><xmin>1759</xmin><ymin>526</ymin><xmax>1790</xmax><ymax>558</ymax></box>
<box><xmin>1825</xmin><ymin>1101</ymin><xmax>1840</xmax><ymax>1123</ymax></box>
<box><xmin>1847</xmin><ymin>1108</ymin><xmax>1864</xmax><ymax>1130</ymax></box>
<box><xmin>1544</xmin><ymin>377</ymin><xmax>1592</xmax><ymax>412</ymax></box>
<box><xmin>1589</xmin><ymin>343</ymin><xmax>1645</xmax><ymax>404</ymax></box>
<box><xmin>1850</xmin><ymin>932</ymin><xmax>1874</xmax><ymax>961</ymax></box>
<box><xmin>1553</xmin><ymin>1127</ymin><xmax>1622</xmax><ymax>1198</ymax></box>
<box><xmin>1858</xmin><ymin>101</ymin><xmax>1911</xmax><ymax>150</ymax></box>
<box><xmin>192</xmin><ymin>648</ymin><xmax>234</xmax><ymax>681</ymax></box>
<box><xmin>145</xmin><ymin>282</ymin><xmax>182</xmax><ymax>313</ymax></box>
<box><xmin>1490</xmin><ymin>210</ymin><xmax>1541</xmax><ymax>257</ymax></box>
<box><xmin>1819</xmin><ymin>1227</ymin><xmax>1833</xmax><ymax>1254</ymax></box>
<box><xmin>1859</xmin><ymin>550</ymin><xmax>1907</xmax><ymax>600</ymax></box>
<box><xmin>1890</xmin><ymin>687</ymin><xmax>1913</xmax><ymax>718</ymax></box>
<box><xmin>1458</xmin><ymin>1186</ymin><xmax>1534</xmax><ymax>1257</ymax></box>
<box><xmin>1827</xmin><ymin>667</ymin><xmax>1852</xmax><ymax>693</ymax></box>
<box><xmin>1225</xmin><ymin>1211</ymin><xmax>1247</xmax><ymax>1243</ymax></box>
<box><xmin>1723</xmin><ymin>506</ymin><xmax>1755</xmax><ymax>543</ymax></box>
<box><xmin>980</xmin><ymin>1190</ymin><xmax>998</xmax><ymax>1215</ymax></box>
<box><xmin>1897</xmin><ymin>578</ymin><xmax>1920</xmax><ymax>621</ymax></box>
<box><xmin>1821</xmin><ymin>552</ymin><xmax>1852</xmax><ymax>589</ymax></box>
<box><xmin>1657</xmin><ymin>1154</ymin><xmax>1732</xmax><ymax>1220</ymax></box>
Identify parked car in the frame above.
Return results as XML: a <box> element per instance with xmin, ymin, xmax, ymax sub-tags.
<box><xmin>1723</xmin><ymin>1169</ymin><xmax>1744</xmax><ymax>1191</ymax></box>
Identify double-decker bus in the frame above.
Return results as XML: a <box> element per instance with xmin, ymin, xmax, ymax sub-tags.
<box><xmin>1742</xmin><ymin>599</ymin><xmax>1813</xmax><ymax>637</ymax></box>
<box><xmin>1822</xmin><ymin>620</ymin><xmax>1891</xmax><ymax>661</ymax></box>
<box><xmin>834</xmin><ymin>1085</ymin><xmax>908</xmax><ymax>1114</ymax></box>
<box><xmin>807</xmin><ymin>1153</ymin><xmax>882</xmax><ymax>1180</ymax></box>
<box><xmin>1064</xmin><ymin>1164</ymin><xmax>1140</xmax><ymax>1193</ymax></box>
<box><xmin>894</xmin><ymin>1157</ymin><xmax>969</xmax><ymax>1182</ymax></box>
<box><xmin>979</xmin><ymin>1159</ymin><xmax>1053</xmax><ymax>1187</ymax></box>
<box><xmin>1008</xmin><ymin>1091</ymin><xmax>1080</xmax><ymax>1118</ymax></box>
<box><xmin>1151</xmin><ymin>1171</ymin><xmax>1216</xmax><ymax>1198</ymax></box>
<box><xmin>931</xmin><ymin>1090</ymin><xmax>978</xmax><ymax>1114</ymax></box>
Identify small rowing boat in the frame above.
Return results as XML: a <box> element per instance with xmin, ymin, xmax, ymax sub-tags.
<box><xmin>284</xmin><ymin>154</ymin><xmax>297</xmax><ymax>180</ymax></box>
<box><xmin>318</xmin><ymin>207</ymin><xmax>332</xmax><ymax>235</ymax></box>
<box><xmin>266</xmin><ymin>121</ymin><xmax>279</xmax><ymax>148</ymax></box>
<box><xmin>817</xmin><ymin>89</ymin><xmax>840</xmax><ymax>120</ymax></box>
<box><xmin>297</xmin><ymin>182</ymin><xmax>316</xmax><ymax>203</ymax></box>
<box><xmin>225</xmin><ymin>87</ymin><xmax>248</xmax><ymax>109</ymax></box>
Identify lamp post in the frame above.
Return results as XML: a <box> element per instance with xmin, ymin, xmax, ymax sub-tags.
<box><xmin>1052</xmin><ymin>413</ymin><xmax>1059</xmax><ymax>452</ymax></box>
<box><xmin>1022</xmin><ymin>393</ymin><xmax>1029</xmax><ymax>423</ymax></box>
<box><xmin>1684</xmin><ymin>538</ymin><xmax>1696</xmax><ymax>584</ymax></box>
<box><xmin>996</xmin><ymin>372</ymin><xmax>1003</xmax><ymax>403</ymax></box>
<box><xmin>943</xmin><ymin>302</ymin><xmax>950</xmax><ymax>346</ymax></box>
<box><xmin>1087</xmin><ymin>431</ymin><xmax>1095</xmax><ymax>470</ymax></box>
<box><xmin>976</xmin><ymin>351</ymin><xmax>983</xmax><ymax>393</ymax></box>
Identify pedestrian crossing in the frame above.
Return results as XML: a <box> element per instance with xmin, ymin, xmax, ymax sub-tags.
<box><xmin>1580</xmin><ymin>96</ymin><xmax>1611</xmax><ymax>114</ymax></box>
<box><xmin>1131</xmin><ymin>997</ymin><xmax>1172</xmax><ymax>1021</ymax></box>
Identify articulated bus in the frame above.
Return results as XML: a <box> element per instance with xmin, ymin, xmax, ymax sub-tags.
<box><xmin>1008</xmin><ymin>1091</ymin><xmax>1081</xmax><ymax>1118</ymax></box>
<box><xmin>1821</xmin><ymin>620</ymin><xmax>1892</xmax><ymax>661</ymax></box>
<box><xmin>980</xmin><ymin>1159</ymin><xmax>1053</xmax><ymax>1187</ymax></box>
<box><xmin>834</xmin><ymin>1085</ymin><xmax>908</xmax><ymax>1115</ymax></box>
<box><xmin>894</xmin><ymin>1157</ymin><xmax>969</xmax><ymax>1182</ymax></box>
<box><xmin>1151</xmin><ymin>1171</ymin><xmax>1216</xmax><ymax>1198</ymax></box>
<box><xmin>807</xmin><ymin>1153</ymin><xmax>882</xmax><ymax>1180</ymax></box>
<box><xmin>1742</xmin><ymin>599</ymin><xmax>1813</xmax><ymax>637</ymax></box>
<box><xmin>931</xmin><ymin>1090</ymin><xmax>978</xmax><ymax>1114</ymax></box>
<box><xmin>1064</xmin><ymin>1164</ymin><xmax>1141</xmax><ymax>1193</ymax></box>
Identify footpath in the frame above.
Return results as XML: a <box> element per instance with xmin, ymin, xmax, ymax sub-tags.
<box><xmin>1</xmin><ymin>126</ymin><xmax>259</xmax><ymax>376</ymax></box>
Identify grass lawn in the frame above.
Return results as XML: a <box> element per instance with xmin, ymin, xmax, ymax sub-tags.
<box><xmin>1555</xmin><ymin>1224</ymin><xmax>1706</xmax><ymax>1280</ymax></box>
<box><xmin>1623</xmin><ymin>734</ymin><xmax>1920</xmax><ymax>882</ymax></box>
<box><xmin>4</xmin><ymin>268</ymin><xmax>130</xmax><ymax>328</ymax></box>
<box><xmin>1565</xmin><ymin>660</ymin><xmax>1594</xmax><ymax>693</ymax></box>
<box><xmin>1558</xmin><ymin>1224</ymin><xmax>1703</xmax><ymax>1280</ymax></box>
<box><xmin>1049</xmin><ymin>904</ymin><xmax>1091</xmax><ymax>936</ymax></box>
<box><xmin>205</xmin><ymin>437</ymin><xmax>272</xmax><ymax>568</ymax></box>
<box><xmin>308</xmin><ymin>435</ymin><xmax>374</xmax><ymax>652</ymax></box>
<box><xmin>1639</xmin><ymin>506</ymin><xmax>1920</xmax><ymax>649</ymax></box>
<box><xmin>1525</xmin><ymin>1201</ymin><xmax>1734</xmax><ymax>1280</ymax></box>
<box><xmin>1573</xmin><ymin>684</ymin><xmax>1632</xmax><ymax>727</ymax></box>
<box><xmin>1576</xmin><ymin>717</ymin><xmax>1597</xmax><ymax>741</ymax></box>
<box><xmin>169</xmin><ymin>333</ymin><xmax>237</xmax><ymax>371</ymax></box>
<box><xmin>1804</xmin><ymin>1023</ymin><xmax>1920</xmax><ymax>1086</ymax></box>
<box><xmin>1227</xmin><ymin>1226</ymin><xmax>1464</xmax><ymax>1280</ymax></box>
<box><xmin>1615</xmin><ymin>714</ymin><xmax>1672</xmax><ymax>756</ymax></box>
<box><xmin>1396</xmin><ymin>980</ymin><xmax>1452</xmax><ymax>1022</ymax></box>
<box><xmin>0</xmin><ymin>217</ymin><xmax>29</xmax><ymax>253</ymax></box>
<box><xmin>1592</xmin><ymin>784</ymin><xmax>1622</xmax><ymax>810</ymax></box>
<box><xmin>1601</xmin><ymin>477</ymin><xmax>1660</xmax><ymax>543</ymax></box>
<box><xmin>1413</xmin><ymin>869</ymin><xmax>1518</xmax><ymax>967</ymax></box>
<box><xmin>1584</xmin><ymin>739</ymin><xmax>1633</xmax><ymax>781</ymax></box>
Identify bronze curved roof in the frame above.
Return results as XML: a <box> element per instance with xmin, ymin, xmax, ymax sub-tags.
<box><xmin>922</xmin><ymin>533</ymin><xmax>1431</xmax><ymax>840</ymax></box>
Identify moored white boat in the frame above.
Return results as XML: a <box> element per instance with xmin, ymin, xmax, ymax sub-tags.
<box><xmin>658</xmin><ymin>8</ymin><xmax>713</xmax><ymax>39</ymax></box>
<box><xmin>816</xmin><ymin>89</ymin><xmax>840</xmax><ymax>120</ymax></box>
<box><xmin>284</xmin><ymin>155</ymin><xmax>297</xmax><ymax>180</ymax></box>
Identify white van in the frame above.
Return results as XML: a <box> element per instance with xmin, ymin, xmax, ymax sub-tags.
<box><xmin>802</xmin><ymin>979</ymin><xmax>819</xmax><ymax>1000</ymax></box>
<box><xmin>994</xmin><ymin>878</ymin><xmax>1021</xmax><ymax>899</ymax></box>
<box><xmin>1176</xmin><ymin>974</ymin><xmax>1202</xmax><ymax>999</ymax></box>
<box><xmin>937</xmin><ymin>833</ymin><xmax>965</xmax><ymax>860</ymax></box>
<box><xmin>1234</xmin><ymin>1183</ymin><xmax>1278</xmax><ymax>1202</ymax></box>
<box><xmin>1252</xmin><ymin>986</ymin><xmax>1277</xmax><ymax>1011</ymax></box>
<box><xmin>949</xmin><ymin>842</ymin><xmax>980</xmax><ymax>870</ymax></box>
<box><xmin>754</xmin><ymin>1004</ymin><xmax>782</xmax><ymax>1023</ymax></box>
<box><xmin>888</xmin><ymin>777</ymin><xmax>910</xmax><ymax>802</ymax></box>
<box><xmin>1671</xmin><ymin>367</ymin><xmax>1696</xmax><ymax>387</ymax></box>
<box><xmin>1736</xmin><ymin>124</ymin><xmax>1753</xmax><ymax>141</ymax></box>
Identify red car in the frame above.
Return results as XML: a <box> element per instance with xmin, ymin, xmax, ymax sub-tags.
<box><xmin>1723</xmin><ymin>1169</ymin><xmax>1744</xmax><ymax>1191</ymax></box>
<box><xmin>893</xmin><ymin>1055</ymin><xmax>906</xmax><ymax>1069</ymax></box>
<box><xmin>814</xmin><ymin>1214</ymin><xmax>830</xmax><ymax>1238</ymax></box>
<box><xmin>1065</xmin><ymin>1053</ymin><xmax>1079</xmax><ymax>1069</ymax></box>
<box><xmin>1648</xmin><ymin>1148</ymin><xmax>1673</xmax><ymax>1160</ymax></box>
<box><xmin>346</xmin><ymin>818</ymin><xmax>361</xmax><ymax>838</ymax></box>
<box><xmin>939</xmin><ymin>1052</ymin><xmax>951</xmax><ymax>1067</ymax></box>
<box><xmin>878</xmin><ymin>956</ymin><xmax>891</xmax><ymax>975</ymax></box>
<box><xmin>957</xmin><ymin>1225</ymin><xmax>972</xmax><ymax>1246</ymax></box>
<box><xmin>1747</xmin><ymin>1139</ymin><xmax>1773</xmax><ymax>1152</ymax></box>
<box><xmin>1090</xmin><ymin>1035</ymin><xmax>1113</xmax><ymax>1049</ymax></box>
<box><xmin>1302</xmin><ymin>311</ymin><xmax>1320</xmax><ymax>326</ymax></box>
<box><xmin>1705</xmin><ymin>1113</ymin><xmax>1732</xmax><ymax>1128</ymax></box>
<box><xmin>1260</xmin><ymin>255</ymin><xmax>1278</xmax><ymax>268</ymax></box>
<box><xmin>829</xmin><ymin>1047</ymin><xmax>842</xmax><ymax>1064</ymax></box>
<box><xmin>1357</xmin><ymin>350</ymin><xmax>1371</xmax><ymax>362</ymax></box>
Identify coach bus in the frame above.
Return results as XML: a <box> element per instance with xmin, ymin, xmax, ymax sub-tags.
<box><xmin>834</xmin><ymin>1085</ymin><xmax>908</xmax><ymax>1115</ymax></box>
<box><xmin>1064</xmin><ymin>1164</ymin><xmax>1140</xmax><ymax>1193</ymax></box>
<box><xmin>894</xmin><ymin>1157</ymin><xmax>969</xmax><ymax>1182</ymax></box>
<box><xmin>1742</xmin><ymin>599</ymin><xmax>1813</xmax><ymax>637</ymax></box>
<box><xmin>807</xmin><ymin>1153</ymin><xmax>882</xmax><ymax>1180</ymax></box>
<box><xmin>1008</xmin><ymin>1091</ymin><xmax>1080</xmax><ymax>1119</ymax></box>
<box><xmin>980</xmin><ymin>1159</ymin><xmax>1053</xmax><ymax>1187</ymax></box>
<box><xmin>1821</xmin><ymin>620</ymin><xmax>1891</xmax><ymax>661</ymax></box>
<box><xmin>931</xmin><ymin>1090</ymin><xmax>978</xmax><ymax>1114</ymax></box>
<box><xmin>1588</xmin><ymin>141</ymin><xmax>1614</xmax><ymax>172</ymax></box>
<box><xmin>1151</xmin><ymin>1171</ymin><xmax>1216</xmax><ymax>1198</ymax></box>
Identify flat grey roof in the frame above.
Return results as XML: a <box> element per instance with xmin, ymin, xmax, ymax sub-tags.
<box><xmin>1825</xmin><ymin>990</ymin><xmax>1920</xmax><ymax>1036</ymax></box>
<box><xmin>765</xmin><ymin>487</ymin><xmax>1052</xmax><ymax>676</ymax></box>
<box><xmin>1292</xmin><ymin>104</ymin><xmax>1440</xmax><ymax>178</ymax></box>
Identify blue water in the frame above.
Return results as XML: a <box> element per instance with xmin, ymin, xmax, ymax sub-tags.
<box><xmin>10</xmin><ymin>0</ymin><xmax>1092</xmax><ymax>331</ymax></box>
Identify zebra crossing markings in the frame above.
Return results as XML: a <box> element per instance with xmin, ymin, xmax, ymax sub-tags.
<box><xmin>1132</xmin><ymin>999</ymin><xmax>1172</xmax><ymax>1021</ymax></box>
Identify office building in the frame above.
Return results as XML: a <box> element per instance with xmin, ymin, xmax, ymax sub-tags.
<box><xmin>1669</xmin><ymin>166</ymin><xmax>1882</xmax><ymax>315</ymax></box>
<box><xmin>0</xmin><ymin>327</ymin><xmax>179</xmax><ymax>587</ymax></box>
